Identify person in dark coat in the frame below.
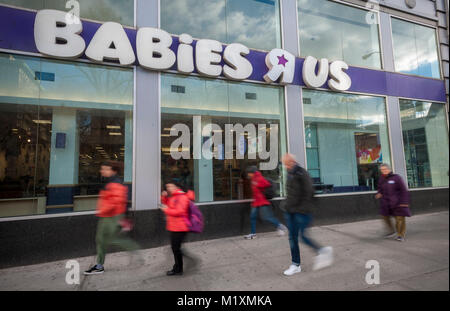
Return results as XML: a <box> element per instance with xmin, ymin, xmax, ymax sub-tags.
<box><xmin>281</xmin><ymin>154</ymin><xmax>333</xmax><ymax>276</ymax></box>
<box><xmin>375</xmin><ymin>163</ymin><xmax>411</xmax><ymax>242</ymax></box>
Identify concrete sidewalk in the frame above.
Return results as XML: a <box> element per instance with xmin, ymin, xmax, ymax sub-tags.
<box><xmin>0</xmin><ymin>211</ymin><xmax>448</xmax><ymax>291</ymax></box>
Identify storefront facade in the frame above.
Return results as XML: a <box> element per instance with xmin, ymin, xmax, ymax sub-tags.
<box><xmin>0</xmin><ymin>0</ymin><xmax>448</xmax><ymax>267</ymax></box>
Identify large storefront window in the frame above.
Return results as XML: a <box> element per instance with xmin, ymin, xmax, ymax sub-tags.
<box><xmin>161</xmin><ymin>74</ymin><xmax>287</xmax><ymax>203</ymax></box>
<box><xmin>0</xmin><ymin>53</ymin><xmax>133</xmax><ymax>217</ymax></box>
<box><xmin>297</xmin><ymin>0</ymin><xmax>382</xmax><ymax>69</ymax></box>
<box><xmin>400</xmin><ymin>100</ymin><xmax>449</xmax><ymax>188</ymax></box>
<box><xmin>0</xmin><ymin>0</ymin><xmax>134</xmax><ymax>26</ymax></box>
<box><xmin>161</xmin><ymin>0</ymin><xmax>282</xmax><ymax>51</ymax></box>
<box><xmin>391</xmin><ymin>18</ymin><xmax>441</xmax><ymax>79</ymax></box>
<box><xmin>303</xmin><ymin>90</ymin><xmax>391</xmax><ymax>193</ymax></box>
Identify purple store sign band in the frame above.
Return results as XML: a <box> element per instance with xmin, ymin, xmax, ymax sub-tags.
<box><xmin>0</xmin><ymin>5</ymin><xmax>446</xmax><ymax>103</ymax></box>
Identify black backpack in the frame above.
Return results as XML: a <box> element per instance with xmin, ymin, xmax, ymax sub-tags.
<box><xmin>264</xmin><ymin>179</ymin><xmax>276</xmax><ymax>200</ymax></box>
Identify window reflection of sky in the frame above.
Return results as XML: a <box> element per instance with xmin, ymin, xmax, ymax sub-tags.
<box><xmin>161</xmin><ymin>0</ymin><xmax>281</xmax><ymax>51</ymax></box>
<box><xmin>298</xmin><ymin>0</ymin><xmax>381</xmax><ymax>69</ymax></box>
<box><xmin>0</xmin><ymin>0</ymin><xmax>134</xmax><ymax>26</ymax></box>
<box><xmin>392</xmin><ymin>18</ymin><xmax>440</xmax><ymax>79</ymax></box>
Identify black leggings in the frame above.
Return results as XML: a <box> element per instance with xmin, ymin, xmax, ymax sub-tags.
<box><xmin>170</xmin><ymin>231</ymin><xmax>187</xmax><ymax>272</ymax></box>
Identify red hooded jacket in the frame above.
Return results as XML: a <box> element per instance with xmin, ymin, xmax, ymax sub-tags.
<box><xmin>96</xmin><ymin>177</ymin><xmax>128</xmax><ymax>218</ymax></box>
<box><xmin>251</xmin><ymin>171</ymin><xmax>271</xmax><ymax>207</ymax></box>
<box><xmin>161</xmin><ymin>189</ymin><xmax>195</xmax><ymax>232</ymax></box>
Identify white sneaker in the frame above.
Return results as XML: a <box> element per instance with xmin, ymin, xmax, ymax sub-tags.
<box><xmin>313</xmin><ymin>246</ymin><xmax>334</xmax><ymax>271</ymax></box>
<box><xmin>244</xmin><ymin>234</ymin><xmax>257</xmax><ymax>240</ymax></box>
<box><xmin>283</xmin><ymin>264</ymin><xmax>302</xmax><ymax>276</ymax></box>
<box><xmin>318</xmin><ymin>246</ymin><xmax>333</xmax><ymax>256</ymax></box>
<box><xmin>277</xmin><ymin>224</ymin><xmax>288</xmax><ymax>236</ymax></box>
<box><xmin>383</xmin><ymin>231</ymin><xmax>397</xmax><ymax>239</ymax></box>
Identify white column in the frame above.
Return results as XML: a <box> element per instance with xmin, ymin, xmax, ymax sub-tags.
<box><xmin>134</xmin><ymin>0</ymin><xmax>161</xmax><ymax>210</ymax></box>
<box><xmin>281</xmin><ymin>0</ymin><xmax>307</xmax><ymax>166</ymax></box>
<box><xmin>49</xmin><ymin>107</ymin><xmax>79</xmax><ymax>185</ymax></box>
<box><xmin>194</xmin><ymin>116</ymin><xmax>214</xmax><ymax>202</ymax></box>
<box><xmin>124</xmin><ymin>110</ymin><xmax>133</xmax><ymax>183</ymax></box>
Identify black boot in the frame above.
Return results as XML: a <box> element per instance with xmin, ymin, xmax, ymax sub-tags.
<box><xmin>166</xmin><ymin>269</ymin><xmax>183</xmax><ymax>276</ymax></box>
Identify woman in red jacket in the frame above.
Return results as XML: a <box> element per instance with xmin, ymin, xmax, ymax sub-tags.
<box><xmin>160</xmin><ymin>180</ymin><xmax>195</xmax><ymax>275</ymax></box>
<box><xmin>244</xmin><ymin>166</ymin><xmax>287</xmax><ymax>240</ymax></box>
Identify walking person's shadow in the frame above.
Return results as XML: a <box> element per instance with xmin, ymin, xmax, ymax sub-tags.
<box><xmin>182</xmin><ymin>248</ymin><xmax>202</xmax><ymax>275</ymax></box>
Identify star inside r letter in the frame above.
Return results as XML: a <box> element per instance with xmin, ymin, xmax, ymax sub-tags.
<box><xmin>277</xmin><ymin>54</ymin><xmax>288</xmax><ymax>67</ymax></box>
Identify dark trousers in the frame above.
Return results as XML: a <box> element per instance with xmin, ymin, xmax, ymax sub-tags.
<box><xmin>170</xmin><ymin>231</ymin><xmax>187</xmax><ymax>272</ymax></box>
<box><xmin>285</xmin><ymin>212</ymin><xmax>321</xmax><ymax>265</ymax></box>
<box><xmin>250</xmin><ymin>205</ymin><xmax>281</xmax><ymax>234</ymax></box>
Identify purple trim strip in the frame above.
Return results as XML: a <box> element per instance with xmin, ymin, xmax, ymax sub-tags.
<box><xmin>0</xmin><ymin>5</ymin><xmax>446</xmax><ymax>102</ymax></box>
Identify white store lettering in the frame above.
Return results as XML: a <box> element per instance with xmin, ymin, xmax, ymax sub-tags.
<box><xmin>85</xmin><ymin>22</ymin><xmax>135</xmax><ymax>65</ymax></box>
<box><xmin>34</xmin><ymin>9</ymin><xmax>351</xmax><ymax>91</ymax></box>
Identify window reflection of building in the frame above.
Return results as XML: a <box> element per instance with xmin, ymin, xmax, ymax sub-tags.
<box><xmin>403</xmin><ymin>128</ymin><xmax>432</xmax><ymax>188</ymax></box>
<box><xmin>400</xmin><ymin>100</ymin><xmax>449</xmax><ymax>188</ymax></box>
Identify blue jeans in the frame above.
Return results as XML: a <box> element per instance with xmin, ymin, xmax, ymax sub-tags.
<box><xmin>250</xmin><ymin>205</ymin><xmax>281</xmax><ymax>234</ymax></box>
<box><xmin>284</xmin><ymin>212</ymin><xmax>321</xmax><ymax>265</ymax></box>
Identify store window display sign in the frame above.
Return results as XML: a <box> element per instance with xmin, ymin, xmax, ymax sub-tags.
<box><xmin>0</xmin><ymin>5</ymin><xmax>446</xmax><ymax>102</ymax></box>
<box><xmin>33</xmin><ymin>9</ymin><xmax>351</xmax><ymax>91</ymax></box>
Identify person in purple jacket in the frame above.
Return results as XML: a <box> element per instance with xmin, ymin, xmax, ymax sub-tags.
<box><xmin>375</xmin><ymin>164</ymin><xmax>411</xmax><ymax>242</ymax></box>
